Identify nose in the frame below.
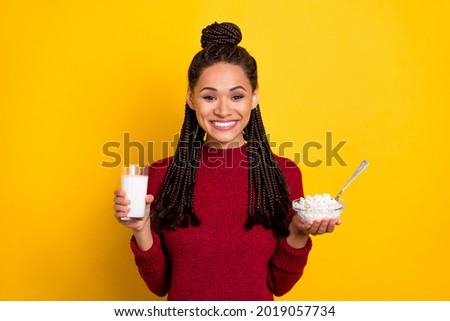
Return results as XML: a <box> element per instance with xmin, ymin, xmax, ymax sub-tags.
<box><xmin>214</xmin><ymin>100</ymin><xmax>232</xmax><ymax>118</ymax></box>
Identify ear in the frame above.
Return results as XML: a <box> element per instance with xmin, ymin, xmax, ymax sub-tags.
<box><xmin>186</xmin><ymin>90</ymin><xmax>195</xmax><ymax>110</ymax></box>
<box><xmin>251</xmin><ymin>89</ymin><xmax>259</xmax><ymax>109</ymax></box>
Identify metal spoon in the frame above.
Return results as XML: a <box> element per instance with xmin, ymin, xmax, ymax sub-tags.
<box><xmin>335</xmin><ymin>160</ymin><xmax>369</xmax><ymax>201</ymax></box>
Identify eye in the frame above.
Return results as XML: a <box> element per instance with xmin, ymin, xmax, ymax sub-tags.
<box><xmin>232</xmin><ymin>95</ymin><xmax>244</xmax><ymax>101</ymax></box>
<box><xmin>203</xmin><ymin>95</ymin><xmax>216</xmax><ymax>101</ymax></box>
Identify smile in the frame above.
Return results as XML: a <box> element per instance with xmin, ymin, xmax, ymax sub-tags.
<box><xmin>211</xmin><ymin>121</ymin><xmax>237</xmax><ymax>129</ymax></box>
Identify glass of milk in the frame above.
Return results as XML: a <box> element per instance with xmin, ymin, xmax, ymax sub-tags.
<box><xmin>121</xmin><ymin>165</ymin><xmax>149</xmax><ymax>220</ymax></box>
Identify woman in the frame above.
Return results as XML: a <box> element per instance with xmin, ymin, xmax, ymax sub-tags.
<box><xmin>113</xmin><ymin>22</ymin><xmax>340</xmax><ymax>300</ymax></box>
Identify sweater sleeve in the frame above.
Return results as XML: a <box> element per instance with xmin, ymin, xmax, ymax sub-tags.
<box><xmin>130</xmin><ymin>231</ymin><xmax>170</xmax><ymax>297</ymax></box>
<box><xmin>267</xmin><ymin>236</ymin><xmax>312</xmax><ymax>296</ymax></box>
<box><xmin>267</xmin><ymin>156</ymin><xmax>312</xmax><ymax>296</ymax></box>
<box><xmin>129</xmin><ymin>158</ymin><xmax>172</xmax><ymax>297</ymax></box>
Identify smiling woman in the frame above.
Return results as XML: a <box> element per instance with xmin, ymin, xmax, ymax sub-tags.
<box><xmin>113</xmin><ymin>21</ymin><xmax>340</xmax><ymax>301</ymax></box>
<box><xmin>186</xmin><ymin>63</ymin><xmax>259</xmax><ymax>148</ymax></box>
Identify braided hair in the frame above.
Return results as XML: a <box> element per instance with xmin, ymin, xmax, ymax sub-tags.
<box><xmin>152</xmin><ymin>22</ymin><xmax>291</xmax><ymax>237</ymax></box>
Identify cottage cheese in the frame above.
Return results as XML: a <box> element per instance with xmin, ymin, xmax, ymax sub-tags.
<box><xmin>292</xmin><ymin>193</ymin><xmax>344</xmax><ymax>222</ymax></box>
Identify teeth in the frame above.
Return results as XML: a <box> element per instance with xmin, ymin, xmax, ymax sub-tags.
<box><xmin>212</xmin><ymin>121</ymin><xmax>236</xmax><ymax>127</ymax></box>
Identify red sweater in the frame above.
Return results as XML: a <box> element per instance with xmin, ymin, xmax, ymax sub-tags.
<box><xmin>130</xmin><ymin>144</ymin><xmax>312</xmax><ymax>300</ymax></box>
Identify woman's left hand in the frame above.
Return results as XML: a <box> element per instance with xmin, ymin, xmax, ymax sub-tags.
<box><xmin>290</xmin><ymin>215</ymin><xmax>342</xmax><ymax>236</ymax></box>
<box><xmin>286</xmin><ymin>215</ymin><xmax>342</xmax><ymax>249</ymax></box>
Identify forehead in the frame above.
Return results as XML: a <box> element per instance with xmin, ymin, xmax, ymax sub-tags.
<box><xmin>196</xmin><ymin>63</ymin><xmax>251</xmax><ymax>89</ymax></box>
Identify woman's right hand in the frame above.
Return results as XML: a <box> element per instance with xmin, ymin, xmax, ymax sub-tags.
<box><xmin>113</xmin><ymin>189</ymin><xmax>154</xmax><ymax>233</ymax></box>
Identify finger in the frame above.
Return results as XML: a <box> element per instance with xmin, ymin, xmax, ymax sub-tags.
<box><xmin>326</xmin><ymin>219</ymin><xmax>337</xmax><ymax>233</ymax></box>
<box><xmin>113</xmin><ymin>204</ymin><xmax>130</xmax><ymax>213</ymax></box>
<box><xmin>114</xmin><ymin>189</ymin><xmax>126</xmax><ymax>197</ymax></box>
<box><xmin>114</xmin><ymin>211</ymin><xmax>129</xmax><ymax>221</ymax></box>
<box><xmin>145</xmin><ymin>194</ymin><xmax>154</xmax><ymax>204</ymax></box>
<box><xmin>316</xmin><ymin>219</ymin><xmax>329</xmax><ymax>234</ymax></box>
<box><xmin>307</xmin><ymin>220</ymin><xmax>321</xmax><ymax>235</ymax></box>
<box><xmin>114</xmin><ymin>196</ymin><xmax>130</xmax><ymax>205</ymax></box>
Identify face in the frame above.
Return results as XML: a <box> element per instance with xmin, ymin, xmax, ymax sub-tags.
<box><xmin>186</xmin><ymin>63</ymin><xmax>259</xmax><ymax>148</ymax></box>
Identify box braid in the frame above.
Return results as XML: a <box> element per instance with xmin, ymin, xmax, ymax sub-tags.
<box><xmin>152</xmin><ymin>104</ymin><xmax>204</xmax><ymax>232</ymax></box>
<box><xmin>244</xmin><ymin>106</ymin><xmax>291</xmax><ymax>237</ymax></box>
<box><xmin>152</xmin><ymin>22</ymin><xmax>291</xmax><ymax>237</ymax></box>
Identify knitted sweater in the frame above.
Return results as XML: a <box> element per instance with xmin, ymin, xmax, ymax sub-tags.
<box><xmin>130</xmin><ymin>144</ymin><xmax>312</xmax><ymax>301</ymax></box>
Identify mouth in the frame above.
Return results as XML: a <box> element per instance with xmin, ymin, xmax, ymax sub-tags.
<box><xmin>210</xmin><ymin>120</ymin><xmax>238</xmax><ymax>130</ymax></box>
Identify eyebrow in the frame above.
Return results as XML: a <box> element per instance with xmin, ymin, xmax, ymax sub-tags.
<box><xmin>230</xmin><ymin>85</ymin><xmax>247</xmax><ymax>92</ymax></box>
<box><xmin>200</xmin><ymin>85</ymin><xmax>247</xmax><ymax>92</ymax></box>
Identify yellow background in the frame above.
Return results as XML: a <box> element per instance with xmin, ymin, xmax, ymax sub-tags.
<box><xmin>1</xmin><ymin>0</ymin><xmax>449</xmax><ymax>300</ymax></box>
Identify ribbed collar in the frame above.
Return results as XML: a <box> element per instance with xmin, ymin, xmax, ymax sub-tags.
<box><xmin>201</xmin><ymin>143</ymin><xmax>248</xmax><ymax>169</ymax></box>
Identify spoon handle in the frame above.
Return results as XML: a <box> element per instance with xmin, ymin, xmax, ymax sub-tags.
<box><xmin>335</xmin><ymin>160</ymin><xmax>369</xmax><ymax>201</ymax></box>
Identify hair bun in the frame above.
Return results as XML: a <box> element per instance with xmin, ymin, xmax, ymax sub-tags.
<box><xmin>200</xmin><ymin>22</ymin><xmax>242</xmax><ymax>48</ymax></box>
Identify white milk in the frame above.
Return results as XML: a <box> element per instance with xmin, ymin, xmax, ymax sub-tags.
<box><xmin>121</xmin><ymin>175</ymin><xmax>149</xmax><ymax>218</ymax></box>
